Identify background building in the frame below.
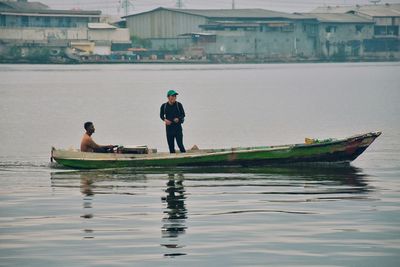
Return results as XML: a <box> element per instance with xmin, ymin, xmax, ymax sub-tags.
<box><xmin>0</xmin><ymin>0</ymin><xmax>101</xmax><ymax>28</ymax></box>
<box><xmin>124</xmin><ymin>7</ymin><xmax>320</xmax><ymax>60</ymax></box>
<box><xmin>302</xmin><ymin>13</ymin><xmax>374</xmax><ymax>59</ymax></box>
<box><xmin>124</xmin><ymin>7</ymin><xmax>208</xmax><ymax>39</ymax></box>
<box><xmin>0</xmin><ymin>0</ymin><xmax>130</xmax><ymax>59</ymax></box>
<box><xmin>311</xmin><ymin>3</ymin><xmax>400</xmax><ymax>58</ymax></box>
<box><xmin>1</xmin><ymin>1</ymin><xmax>399</xmax><ymax>62</ymax></box>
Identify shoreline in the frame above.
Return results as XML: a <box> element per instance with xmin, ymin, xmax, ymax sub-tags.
<box><xmin>1</xmin><ymin>58</ymin><xmax>399</xmax><ymax>65</ymax></box>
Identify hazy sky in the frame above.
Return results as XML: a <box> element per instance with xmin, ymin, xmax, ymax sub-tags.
<box><xmin>39</xmin><ymin>0</ymin><xmax>400</xmax><ymax>16</ymax></box>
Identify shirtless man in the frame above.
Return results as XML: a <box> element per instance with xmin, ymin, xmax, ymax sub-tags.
<box><xmin>80</xmin><ymin>122</ymin><xmax>115</xmax><ymax>153</ymax></box>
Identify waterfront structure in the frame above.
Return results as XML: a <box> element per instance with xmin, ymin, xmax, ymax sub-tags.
<box><xmin>301</xmin><ymin>13</ymin><xmax>374</xmax><ymax>59</ymax></box>
<box><xmin>311</xmin><ymin>4</ymin><xmax>400</xmax><ymax>57</ymax></box>
<box><xmin>1</xmin><ymin>1</ymin><xmax>399</xmax><ymax>62</ymax></box>
<box><xmin>124</xmin><ymin>7</ymin><xmax>320</xmax><ymax>59</ymax></box>
<box><xmin>312</xmin><ymin>4</ymin><xmax>400</xmax><ymax>38</ymax></box>
<box><xmin>0</xmin><ymin>0</ymin><xmax>100</xmax><ymax>28</ymax></box>
<box><xmin>123</xmin><ymin>6</ymin><xmax>400</xmax><ymax>61</ymax></box>
<box><xmin>199</xmin><ymin>19</ymin><xmax>319</xmax><ymax>59</ymax></box>
<box><xmin>0</xmin><ymin>0</ymin><xmax>130</xmax><ymax>56</ymax></box>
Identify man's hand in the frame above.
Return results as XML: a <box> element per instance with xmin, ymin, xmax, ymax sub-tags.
<box><xmin>173</xmin><ymin>118</ymin><xmax>179</xmax><ymax>123</ymax></box>
<box><xmin>164</xmin><ymin>119</ymin><xmax>172</xmax><ymax>126</ymax></box>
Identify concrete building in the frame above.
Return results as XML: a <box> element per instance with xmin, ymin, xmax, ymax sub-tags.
<box><xmin>311</xmin><ymin>3</ymin><xmax>400</xmax><ymax>57</ymax></box>
<box><xmin>200</xmin><ymin>19</ymin><xmax>319</xmax><ymax>60</ymax></box>
<box><xmin>312</xmin><ymin>4</ymin><xmax>400</xmax><ymax>37</ymax></box>
<box><xmin>0</xmin><ymin>0</ymin><xmax>130</xmax><ymax>56</ymax></box>
<box><xmin>301</xmin><ymin>13</ymin><xmax>374</xmax><ymax>59</ymax></box>
<box><xmin>87</xmin><ymin>23</ymin><xmax>130</xmax><ymax>54</ymax></box>
<box><xmin>0</xmin><ymin>0</ymin><xmax>101</xmax><ymax>28</ymax></box>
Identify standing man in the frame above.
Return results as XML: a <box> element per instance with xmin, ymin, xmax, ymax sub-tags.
<box><xmin>160</xmin><ymin>90</ymin><xmax>186</xmax><ymax>153</ymax></box>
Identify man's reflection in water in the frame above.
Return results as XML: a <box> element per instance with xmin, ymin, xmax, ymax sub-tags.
<box><xmin>161</xmin><ymin>173</ymin><xmax>187</xmax><ymax>256</ymax></box>
<box><xmin>80</xmin><ymin>174</ymin><xmax>95</xmax><ymax>239</ymax></box>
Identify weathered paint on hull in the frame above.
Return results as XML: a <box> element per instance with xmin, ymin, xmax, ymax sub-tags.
<box><xmin>52</xmin><ymin>132</ymin><xmax>380</xmax><ymax>170</ymax></box>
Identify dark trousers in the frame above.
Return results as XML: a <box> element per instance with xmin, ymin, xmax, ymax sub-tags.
<box><xmin>167</xmin><ymin>129</ymin><xmax>186</xmax><ymax>153</ymax></box>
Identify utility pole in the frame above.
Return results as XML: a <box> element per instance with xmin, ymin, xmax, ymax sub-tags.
<box><xmin>232</xmin><ymin>0</ymin><xmax>236</xmax><ymax>9</ymax></box>
<box><xmin>119</xmin><ymin>0</ymin><xmax>134</xmax><ymax>17</ymax></box>
<box><xmin>176</xmin><ymin>0</ymin><xmax>184</xmax><ymax>9</ymax></box>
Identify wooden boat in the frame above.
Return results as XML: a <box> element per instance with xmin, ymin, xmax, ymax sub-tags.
<box><xmin>51</xmin><ymin>131</ymin><xmax>381</xmax><ymax>170</ymax></box>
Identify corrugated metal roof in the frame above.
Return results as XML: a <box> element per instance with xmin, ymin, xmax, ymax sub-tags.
<box><xmin>302</xmin><ymin>13</ymin><xmax>373</xmax><ymax>23</ymax></box>
<box><xmin>124</xmin><ymin>7</ymin><xmax>313</xmax><ymax>20</ymax></box>
<box><xmin>358</xmin><ymin>4</ymin><xmax>400</xmax><ymax>17</ymax></box>
<box><xmin>311</xmin><ymin>4</ymin><xmax>400</xmax><ymax>17</ymax></box>
<box><xmin>166</xmin><ymin>8</ymin><xmax>306</xmax><ymax>19</ymax></box>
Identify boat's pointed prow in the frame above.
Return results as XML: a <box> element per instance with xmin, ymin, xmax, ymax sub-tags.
<box><xmin>341</xmin><ymin>131</ymin><xmax>382</xmax><ymax>162</ymax></box>
<box><xmin>363</xmin><ymin>131</ymin><xmax>382</xmax><ymax>144</ymax></box>
<box><xmin>375</xmin><ymin>131</ymin><xmax>382</xmax><ymax>137</ymax></box>
<box><xmin>370</xmin><ymin>131</ymin><xmax>382</xmax><ymax>144</ymax></box>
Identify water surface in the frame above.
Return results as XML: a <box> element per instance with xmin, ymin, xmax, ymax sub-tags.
<box><xmin>0</xmin><ymin>63</ymin><xmax>399</xmax><ymax>266</ymax></box>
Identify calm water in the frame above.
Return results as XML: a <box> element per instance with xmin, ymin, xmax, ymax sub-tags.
<box><xmin>0</xmin><ymin>63</ymin><xmax>400</xmax><ymax>266</ymax></box>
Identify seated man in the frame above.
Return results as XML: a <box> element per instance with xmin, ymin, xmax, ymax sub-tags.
<box><xmin>80</xmin><ymin>121</ymin><xmax>116</xmax><ymax>153</ymax></box>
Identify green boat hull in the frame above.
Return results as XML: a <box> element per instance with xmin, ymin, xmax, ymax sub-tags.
<box><xmin>52</xmin><ymin>132</ymin><xmax>381</xmax><ymax>170</ymax></box>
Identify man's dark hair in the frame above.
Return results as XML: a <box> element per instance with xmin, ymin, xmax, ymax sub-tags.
<box><xmin>84</xmin><ymin>121</ymin><xmax>93</xmax><ymax>131</ymax></box>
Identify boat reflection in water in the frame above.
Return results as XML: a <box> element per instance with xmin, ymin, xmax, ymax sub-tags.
<box><xmin>50</xmin><ymin>164</ymin><xmax>370</xmax><ymax>257</ymax></box>
<box><xmin>161</xmin><ymin>173</ymin><xmax>187</xmax><ymax>257</ymax></box>
<box><xmin>80</xmin><ymin>173</ymin><xmax>95</xmax><ymax>239</ymax></box>
<box><xmin>50</xmin><ymin>171</ymin><xmax>148</xmax><ymax>240</ymax></box>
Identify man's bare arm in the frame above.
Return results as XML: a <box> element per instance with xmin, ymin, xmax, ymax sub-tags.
<box><xmin>86</xmin><ymin>137</ymin><xmax>100</xmax><ymax>150</ymax></box>
<box><xmin>89</xmin><ymin>138</ymin><xmax>115</xmax><ymax>150</ymax></box>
